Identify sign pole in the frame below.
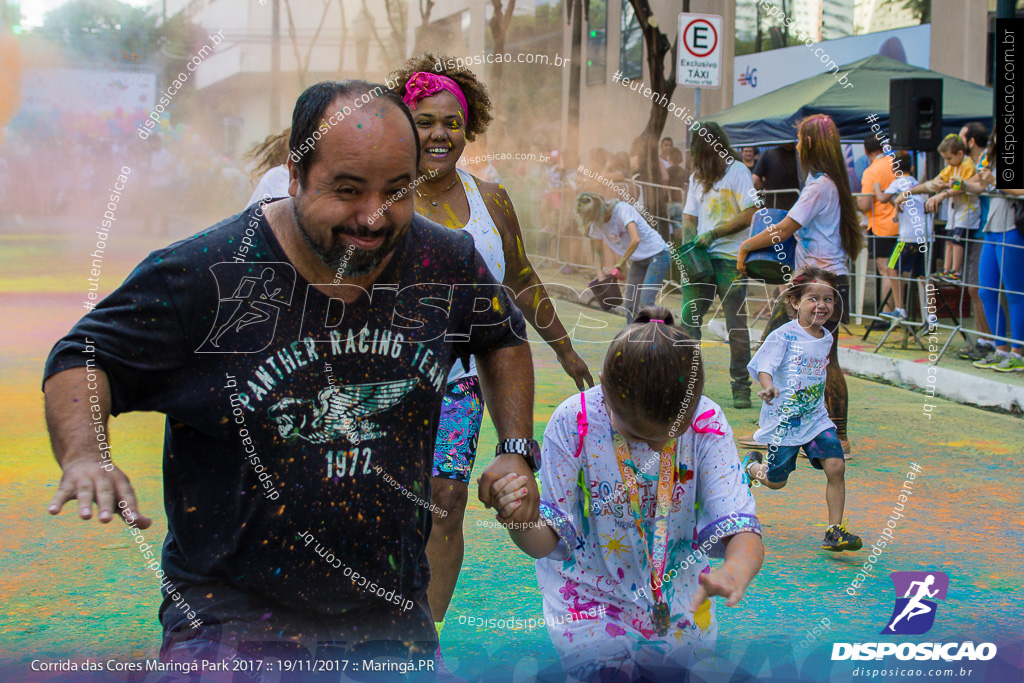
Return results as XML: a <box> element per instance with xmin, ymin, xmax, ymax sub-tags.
<box><xmin>694</xmin><ymin>88</ymin><xmax>701</xmax><ymax>120</ymax></box>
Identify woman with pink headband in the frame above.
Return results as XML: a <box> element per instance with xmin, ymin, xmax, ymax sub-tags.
<box><xmin>388</xmin><ymin>53</ymin><xmax>594</xmax><ymax>673</ymax></box>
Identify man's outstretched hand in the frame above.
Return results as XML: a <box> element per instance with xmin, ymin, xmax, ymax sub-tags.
<box><xmin>48</xmin><ymin>458</ymin><xmax>152</xmax><ymax>528</ymax></box>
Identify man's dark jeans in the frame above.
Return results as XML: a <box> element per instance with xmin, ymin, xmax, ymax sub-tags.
<box><xmin>160</xmin><ymin>582</ymin><xmax>437</xmax><ymax>681</ymax></box>
<box><xmin>680</xmin><ymin>257</ymin><xmax>752</xmax><ymax>393</ymax></box>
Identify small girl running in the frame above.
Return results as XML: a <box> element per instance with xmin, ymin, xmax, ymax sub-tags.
<box><xmin>485</xmin><ymin>306</ymin><xmax>763</xmax><ymax>680</ymax></box>
<box><xmin>742</xmin><ymin>266</ymin><xmax>863</xmax><ymax>552</ymax></box>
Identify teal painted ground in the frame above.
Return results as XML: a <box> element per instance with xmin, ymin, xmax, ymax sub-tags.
<box><xmin>438</xmin><ymin>305</ymin><xmax>1024</xmax><ymax>682</ymax></box>
<box><xmin>1</xmin><ymin>234</ymin><xmax>1021</xmax><ymax>682</ymax></box>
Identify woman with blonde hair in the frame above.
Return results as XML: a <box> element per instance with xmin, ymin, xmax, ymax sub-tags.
<box><xmin>243</xmin><ymin>128</ymin><xmax>290</xmax><ymax>207</ymax></box>
<box><xmin>737</xmin><ymin>114</ymin><xmax>864</xmax><ymax>453</ymax></box>
<box><xmin>575</xmin><ymin>191</ymin><xmax>671</xmax><ymax>323</ymax></box>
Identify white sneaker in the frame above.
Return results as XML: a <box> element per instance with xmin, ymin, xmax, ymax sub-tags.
<box><xmin>879</xmin><ymin>309</ymin><xmax>906</xmax><ymax>322</ymax></box>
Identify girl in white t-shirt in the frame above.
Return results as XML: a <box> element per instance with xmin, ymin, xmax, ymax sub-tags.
<box><xmin>743</xmin><ymin>266</ymin><xmax>862</xmax><ymax>553</ymax></box>
<box><xmin>736</xmin><ymin>115</ymin><xmax>864</xmax><ymax>454</ymax></box>
<box><xmin>576</xmin><ymin>192</ymin><xmax>672</xmax><ymax>324</ymax></box>
<box><xmin>486</xmin><ymin>306</ymin><xmax>763</xmax><ymax>680</ymax></box>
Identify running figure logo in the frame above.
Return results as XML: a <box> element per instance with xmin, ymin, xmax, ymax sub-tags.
<box><xmin>881</xmin><ymin>571</ymin><xmax>949</xmax><ymax>635</ymax></box>
<box><xmin>197</xmin><ymin>262</ymin><xmax>295</xmax><ymax>353</ymax></box>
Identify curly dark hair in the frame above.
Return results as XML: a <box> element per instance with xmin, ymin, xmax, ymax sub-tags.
<box><xmin>387</xmin><ymin>52</ymin><xmax>494</xmax><ymax>142</ymax></box>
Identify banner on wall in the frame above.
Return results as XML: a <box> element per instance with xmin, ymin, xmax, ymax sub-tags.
<box><xmin>733</xmin><ymin>24</ymin><xmax>931</xmax><ymax>106</ymax></box>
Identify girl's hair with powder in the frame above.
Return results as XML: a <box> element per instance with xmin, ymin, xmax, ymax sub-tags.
<box><xmin>784</xmin><ymin>265</ymin><xmax>841</xmax><ymax>319</ymax></box>
<box><xmin>937</xmin><ymin>133</ymin><xmax>967</xmax><ymax>156</ymax></box>
<box><xmin>602</xmin><ymin>306</ymin><xmax>705</xmax><ymax>433</ymax></box>
<box><xmin>796</xmin><ymin>115</ymin><xmax>863</xmax><ymax>260</ymax></box>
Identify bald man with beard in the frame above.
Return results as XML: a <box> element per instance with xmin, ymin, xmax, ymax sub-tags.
<box><xmin>42</xmin><ymin>80</ymin><xmax>535</xmax><ymax>670</ymax></box>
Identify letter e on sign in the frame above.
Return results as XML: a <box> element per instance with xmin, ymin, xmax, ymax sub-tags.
<box><xmin>677</xmin><ymin>13</ymin><xmax>722</xmax><ymax>88</ymax></box>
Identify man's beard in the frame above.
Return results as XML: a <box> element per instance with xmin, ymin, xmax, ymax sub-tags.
<box><xmin>292</xmin><ymin>203</ymin><xmax>399</xmax><ymax>278</ymax></box>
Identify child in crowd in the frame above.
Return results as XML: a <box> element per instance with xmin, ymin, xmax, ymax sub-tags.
<box><xmin>908</xmin><ymin>134</ymin><xmax>979</xmax><ymax>283</ymax></box>
<box><xmin>743</xmin><ymin>266</ymin><xmax>863</xmax><ymax>552</ymax></box>
<box><xmin>486</xmin><ymin>306</ymin><xmax>763</xmax><ymax>680</ymax></box>
<box><xmin>874</xmin><ymin>152</ymin><xmax>935</xmax><ymax>323</ymax></box>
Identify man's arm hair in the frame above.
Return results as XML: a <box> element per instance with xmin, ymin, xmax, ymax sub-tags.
<box><xmin>474</xmin><ymin>343</ymin><xmax>534</xmax><ymax>442</ymax></box>
<box><xmin>45</xmin><ymin>366</ymin><xmax>112</xmax><ymax>469</ymax></box>
<box><xmin>475</xmin><ymin>342</ymin><xmax>539</xmax><ymax>525</ymax></box>
<box><xmin>44</xmin><ymin>367</ymin><xmax>151</xmax><ymax>527</ymax></box>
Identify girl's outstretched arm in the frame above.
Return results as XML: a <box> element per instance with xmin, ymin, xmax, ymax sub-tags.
<box><xmin>689</xmin><ymin>532</ymin><xmax>765</xmax><ymax>611</ymax></box>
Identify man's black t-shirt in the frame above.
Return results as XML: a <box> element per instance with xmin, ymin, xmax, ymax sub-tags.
<box><xmin>752</xmin><ymin>147</ymin><xmax>801</xmax><ymax>211</ymax></box>
<box><xmin>44</xmin><ymin>201</ymin><xmax>527</xmax><ymax>617</ymax></box>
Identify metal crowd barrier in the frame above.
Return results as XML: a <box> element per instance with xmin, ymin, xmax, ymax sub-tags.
<box><xmin>505</xmin><ymin>172</ymin><xmax>1024</xmax><ymax>359</ymax></box>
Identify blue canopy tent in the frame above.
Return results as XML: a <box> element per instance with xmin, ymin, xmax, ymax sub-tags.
<box><xmin>704</xmin><ymin>54</ymin><xmax>993</xmax><ymax>146</ymax></box>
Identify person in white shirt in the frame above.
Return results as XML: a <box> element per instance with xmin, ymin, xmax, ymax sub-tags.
<box><xmin>659</xmin><ymin>136</ymin><xmax>675</xmax><ymax>170</ymax></box>
<box><xmin>737</xmin><ymin>115</ymin><xmax>864</xmax><ymax>454</ymax></box>
<box><xmin>576</xmin><ymin>192</ymin><xmax>671</xmax><ymax>324</ymax></box>
<box><xmin>243</xmin><ymin>129</ymin><xmax>291</xmax><ymax>208</ymax></box>
<box><xmin>743</xmin><ymin>266</ymin><xmax>863</xmax><ymax>552</ymax></box>
<box><xmin>875</xmin><ymin>152</ymin><xmax>934</xmax><ymax>323</ymax></box>
<box><xmin>489</xmin><ymin>306</ymin><xmax>763</xmax><ymax>680</ymax></box>
<box><xmin>680</xmin><ymin>122</ymin><xmax>757</xmax><ymax>408</ymax></box>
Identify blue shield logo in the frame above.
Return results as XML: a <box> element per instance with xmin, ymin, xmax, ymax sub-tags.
<box><xmin>881</xmin><ymin>571</ymin><xmax>949</xmax><ymax>635</ymax></box>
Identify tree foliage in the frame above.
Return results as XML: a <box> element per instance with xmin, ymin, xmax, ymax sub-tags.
<box><xmin>41</xmin><ymin>0</ymin><xmax>158</xmax><ymax>62</ymax></box>
<box><xmin>41</xmin><ymin>0</ymin><xmax>205</xmax><ymax>88</ymax></box>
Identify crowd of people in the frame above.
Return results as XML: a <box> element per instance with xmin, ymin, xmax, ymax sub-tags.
<box><xmin>38</xmin><ymin>47</ymin><xmax>1023</xmax><ymax>683</ymax></box>
<box><xmin>477</xmin><ymin>118</ymin><xmax>1023</xmax><ymax>376</ymax></box>
<box><xmin>4</xmin><ymin>108</ymin><xmax>251</xmax><ymax>228</ymax></box>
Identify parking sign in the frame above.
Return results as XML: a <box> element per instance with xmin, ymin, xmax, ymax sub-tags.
<box><xmin>677</xmin><ymin>13</ymin><xmax>722</xmax><ymax>88</ymax></box>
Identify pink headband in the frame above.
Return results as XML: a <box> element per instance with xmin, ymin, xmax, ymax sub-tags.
<box><xmin>402</xmin><ymin>72</ymin><xmax>469</xmax><ymax>126</ymax></box>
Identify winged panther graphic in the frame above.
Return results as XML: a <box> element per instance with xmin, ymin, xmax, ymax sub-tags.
<box><xmin>267</xmin><ymin>379</ymin><xmax>419</xmax><ymax>443</ymax></box>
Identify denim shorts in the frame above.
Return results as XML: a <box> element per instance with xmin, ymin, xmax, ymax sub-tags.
<box><xmin>764</xmin><ymin>428</ymin><xmax>844</xmax><ymax>483</ymax></box>
<box><xmin>945</xmin><ymin>227</ymin><xmax>968</xmax><ymax>244</ymax></box>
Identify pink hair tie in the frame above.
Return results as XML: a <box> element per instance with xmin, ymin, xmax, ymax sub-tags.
<box><xmin>692</xmin><ymin>408</ymin><xmax>726</xmax><ymax>436</ymax></box>
<box><xmin>650</xmin><ymin>319</ymin><xmax>665</xmax><ymax>323</ymax></box>
<box><xmin>402</xmin><ymin>72</ymin><xmax>469</xmax><ymax>126</ymax></box>
<box><xmin>573</xmin><ymin>392</ymin><xmax>588</xmax><ymax>458</ymax></box>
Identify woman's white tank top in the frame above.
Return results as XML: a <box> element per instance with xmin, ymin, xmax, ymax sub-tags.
<box><xmin>447</xmin><ymin>168</ymin><xmax>507</xmax><ymax>384</ymax></box>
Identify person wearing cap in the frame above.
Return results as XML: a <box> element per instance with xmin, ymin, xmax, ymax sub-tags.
<box><xmin>575</xmin><ymin>191</ymin><xmax>671</xmax><ymax>324</ymax></box>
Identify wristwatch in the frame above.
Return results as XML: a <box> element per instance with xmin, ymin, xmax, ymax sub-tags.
<box><xmin>495</xmin><ymin>438</ymin><xmax>542</xmax><ymax>472</ymax></box>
